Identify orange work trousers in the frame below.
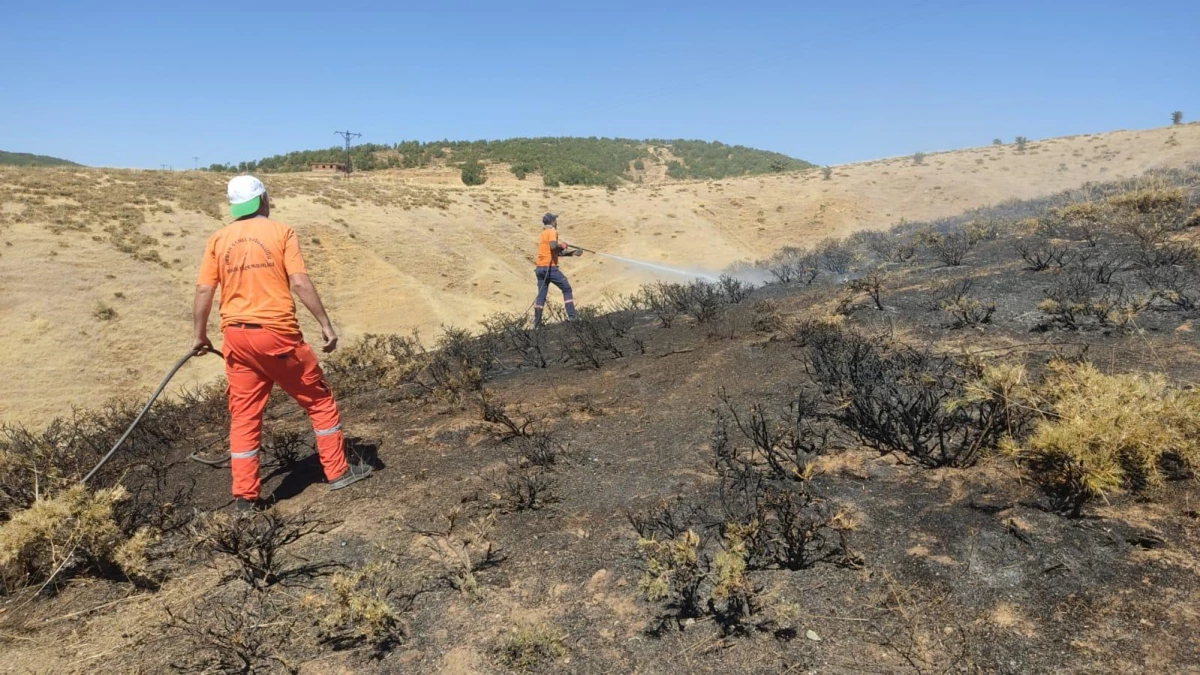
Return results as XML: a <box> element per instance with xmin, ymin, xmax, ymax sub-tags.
<box><xmin>222</xmin><ymin>325</ymin><xmax>349</xmax><ymax>500</ymax></box>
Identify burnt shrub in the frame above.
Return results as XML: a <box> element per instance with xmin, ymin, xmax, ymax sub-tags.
<box><xmin>1014</xmin><ymin>238</ymin><xmax>1071</xmax><ymax>271</ymax></box>
<box><xmin>937</xmin><ymin>277</ymin><xmax>995</xmax><ymax>329</ymax></box>
<box><xmin>166</xmin><ymin>587</ymin><xmax>301</xmax><ymax>673</ymax></box>
<box><xmin>488</xmin><ymin>463</ymin><xmax>558</xmax><ymax>512</ymax></box>
<box><xmin>1139</xmin><ymin>264</ymin><xmax>1200</xmax><ymax>311</ymax></box>
<box><xmin>1073</xmin><ymin>250</ymin><xmax>1129</xmax><ymax>285</ymax></box>
<box><xmin>189</xmin><ymin>510</ymin><xmax>324</xmax><ymax>589</ymax></box>
<box><xmin>425</xmin><ymin>327</ymin><xmax>495</xmax><ymax>402</ymax></box>
<box><xmin>751</xmin><ymin>299</ymin><xmax>786</xmax><ymax>333</ymax></box>
<box><xmin>846</xmin><ymin>272</ymin><xmax>886</xmax><ymax>311</ymax></box>
<box><xmin>475</xmin><ymin>389</ymin><xmax>539</xmax><ymax>440</ymax></box>
<box><xmin>306</xmin><ymin>561</ymin><xmax>411</xmax><ymax>654</ymax></box>
<box><xmin>480</xmin><ymin>311</ymin><xmax>552</xmax><ymax>369</ymax></box>
<box><xmin>814</xmin><ymin>237</ymin><xmax>854</xmax><ymax>274</ymax></box>
<box><xmin>516</xmin><ymin>432</ymin><xmax>567</xmax><ymax>468</ymax></box>
<box><xmin>761</xmin><ymin>246</ymin><xmax>820</xmax><ymax>285</ymax></box>
<box><xmin>719</xmin><ymin>274</ymin><xmax>755</xmax><ymax>304</ymax></box>
<box><xmin>262</xmin><ymin>429</ymin><xmax>311</xmax><ymax>471</ymax></box>
<box><xmin>639</xmin><ymin>282</ymin><xmax>684</xmax><ymax>327</ymax></box>
<box><xmin>669</xmin><ymin>279</ymin><xmax>726</xmax><ymax>324</ymax></box>
<box><xmin>631</xmin><ymin>505</ymin><xmax>759</xmax><ymax>631</ymax></box>
<box><xmin>563</xmin><ymin>307</ymin><xmax>628</xmax><ymax>369</ymax></box>
<box><xmin>713</xmin><ymin>389</ymin><xmax>828</xmax><ymax>483</ymax></box>
<box><xmin>801</xmin><ymin>327</ymin><xmax>1012</xmax><ymax>468</ymax></box>
<box><xmin>1038</xmin><ymin>273</ymin><xmax>1147</xmax><ymax>330</ymax></box>
<box><xmin>920</xmin><ymin>227</ymin><xmax>976</xmax><ymax>267</ymax></box>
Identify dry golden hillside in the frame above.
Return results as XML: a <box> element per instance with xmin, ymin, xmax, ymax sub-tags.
<box><xmin>1</xmin><ymin>123</ymin><xmax>1198</xmax><ymax>423</ymax></box>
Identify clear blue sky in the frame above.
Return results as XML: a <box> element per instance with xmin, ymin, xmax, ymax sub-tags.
<box><xmin>3</xmin><ymin>1</ymin><xmax>1196</xmax><ymax>168</ymax></box>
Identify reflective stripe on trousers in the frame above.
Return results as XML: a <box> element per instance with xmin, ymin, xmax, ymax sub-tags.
<box><xmin>223</xmin><ymin>326</ymin><xmax>350</xmax><ymax>500</ymax></box>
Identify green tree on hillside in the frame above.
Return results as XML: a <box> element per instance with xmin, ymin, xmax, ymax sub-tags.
<box><xmin>1172</xmin><ymin>111</ymin><xmax>1184</xmax><ymax>125</ymax></box>
<box><xmin>460</xmin><ymin>160</ymin><xmax>487</xmax><ymax>186</ymax></box>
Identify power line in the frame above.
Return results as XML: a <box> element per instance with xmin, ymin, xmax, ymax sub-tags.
<box><xmin>192</xmin><ymin>156</ymin><xmax>200</xmax><ymax>170</ymax></box>
<box><xmin>333</xmin><ymin>130</ymin><xmax>362</xmax><ymax>175</ymax></box>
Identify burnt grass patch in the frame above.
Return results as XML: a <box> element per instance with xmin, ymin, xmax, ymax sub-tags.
<box><xmin>2</xmin><ymin>166</ymin><xmax>1200</xmax><ymax>672</ymax></box>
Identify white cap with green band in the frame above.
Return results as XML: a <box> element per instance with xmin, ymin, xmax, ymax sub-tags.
<box><xmin>228</xmin><ymin>175</ymin><xmax>266</xmax><ymax>219</ymax></box>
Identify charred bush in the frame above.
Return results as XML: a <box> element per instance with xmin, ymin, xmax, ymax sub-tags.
<box><xmin>937</xmin><ymin>277</ymin><xmax>995</xmax><ymax>329</ymax></box>
<box><xmin>639</xmin><ymin>282</ymin><xmax>684</xmax><ymax>327</ymax></box>
<box><xmin>1139</xmin><ymin>264</ymin><xmax>1200</xmax><ymax>311</ymax></box>
<box><xmin>166</xmin><ymin>587</ymin><xmax>301</xmax><ymax>673</ymax></box>
<box><xmin>802</xmin><ymin>328</ymin><xmax>1011</xmax><ymax>467</ymax></box>
<box><xmin>1073</xmin><ymin>250</ymin><xmax>1129</xmax><ymax>285</ymax></box>
<box><xmin>751</xmin><ymin>299</ymin><xmax>786</xmax><ymax>333</ymax></box>
<box><xmin>846</xmin><ymin>272</ymin><xmax>886</xmax><ymax>311</ymax></box>
<box><xmin>563</xmin><ymin>307</ymin><xmax>627</xmax><ymax>368</ymax></box>
<box><xmin>425</xmin><ymin>327</ymin><xmax>495</xmax><ymax>402</ymax></box>
<box><xmin>814</xmin><ymin>237</ymin><xmax>854</xmax><ymax>274</ymax></box>
<box><xmin>412</xmin><ymin>508</ymin><xmax>502</xmax><ymax>598</ymax></box>
<box><xmin>713</xmin><ymin>389</ymin><xmax>828</xmax><ymax>483</ymax></box>
<box><xmin>262</xmin><ymin>429</ymin><xmax>311</xmax><ymax>471</ymax></box>
<box><xmin>516</xmin><ymin>433</ymin><xmax>566</xmax><ymax>468</ymax></box>
<box><xmin>1014</xmin><ymin>238</ymin><xmax>1071</xmax><ymax>271</ymax></box>
<box><xmin>920</xmin><ymin>227</ymin><xmax>976</xmax><ymax>267</ymax></box>
<box><xmin>719</xmin><ymin>274</ymin><xmax>755</xmax><ymax>304</ymax></box>
<box><xmin>1038</xmin><ymin>273</ymin><xmax>1146</xmax><ymax>330</ymax></box>
<box><xmin>476</xmin><ymin>390</ymin><xmax>539</xmax><ymax>440</ymax></box>
<box><xmin>190</xmin><ymin>510</ymin><xmax>325</xmax><ymax>589</ymax></box>
<box><xmin>305</xmin><ymin>561</ymin><xmax>413</xmax><ymax>654</ymax></box>
<box><xmin>488</xmin><ymin>464</ymin><xmax>558</xmax><ymax>512</ymax></box>
<box><xmin>1134</xmin><ymin>240</ymin><xmax>1199</xmax><ymax>271</ymax></box>
<box><xmin>681</xmin><ymin>279</ymin><xmax>726</xmax><ymax>324</ymax></box>
<box><xmin>479</xmin><ymin>312</ymin><xmax>552</xmax><ymax>369</ymax></box>
<box><xmin>761</xmin><ymin>246</ymin><xmax>820</xmax><ymax>285</ymax></box>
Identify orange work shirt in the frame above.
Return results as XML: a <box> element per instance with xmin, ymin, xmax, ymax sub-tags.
<box><xmin>536</xmin><ymin>228</ymin><xmax>568</xmax><ymax>267</ymax></box>
<box><xmin>197</xmin><ymin>217</ymin><xmax>307</xmax><ymax>334</ymax></box>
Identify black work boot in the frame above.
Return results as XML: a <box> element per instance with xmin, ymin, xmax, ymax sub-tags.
<box><xmin>329</xmin><ymin>463</ymin><xmax>373</xmax><ymax>491</ymax></box>
<box><xmin>234</xmin><ymin>497</ymin><xmax>262</xmax><ymax>515</ymax></box>
<box><xmin>532</xmin><ymin>308</ymin><xmax>544</xmax><ymax>329</ymax></box>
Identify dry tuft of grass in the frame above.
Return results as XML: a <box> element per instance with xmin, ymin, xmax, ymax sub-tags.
<box><xmin>495</xmin><ymin>622</ymin><xmax>568</xmax><ymax>671</ymax></box>
<box><xmin>304</xmin><ymin>561</ymin><xmax>407</xmax><ymax>652</ymax></box>
<box><xmin>0</xmin><ymin>484</ymin><xmax>148</xmax><ymax>592</ymax></box>
<box><xmin>1004</xmin><ymin>361</ymin><xmax>1200</xmax><ymax>516</ymax></box>
<box><xmin>1106</xmin><ymin>186</ymin><xmax>1188</xmax><ymax>214</ymax></box>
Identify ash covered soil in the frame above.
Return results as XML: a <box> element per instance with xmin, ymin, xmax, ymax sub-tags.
<box><xmin>2</xmin><ymin>168</ymin><xmax>1200</xmax><ymax>674</ymax></box>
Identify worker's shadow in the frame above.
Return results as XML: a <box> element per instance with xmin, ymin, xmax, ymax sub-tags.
<box><xmin>269</xmin><ymin>437</ymin><xmax>385</xmax><ymax>503</ymax></box>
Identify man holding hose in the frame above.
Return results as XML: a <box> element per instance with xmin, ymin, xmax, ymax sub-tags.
<box><xmin>192</xmin><ymin>175</ymin><xmax>371</xmax><ymax>512</ymax></box>
<box><xmin>533</xmin><ymin>212</ymin><xmax>583</xmax><ymax>328</ymax></box>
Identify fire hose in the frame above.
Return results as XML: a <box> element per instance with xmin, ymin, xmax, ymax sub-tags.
<box><xmin>80</xmin><ymin>348</ymin><xmax>223</xmax><ymax>485</ymax></box>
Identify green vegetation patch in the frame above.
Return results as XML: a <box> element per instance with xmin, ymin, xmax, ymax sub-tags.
<box><xmin>214</xmin><ymin>137</ymin><xmax>813</xmax><ymax>187</ymax></box>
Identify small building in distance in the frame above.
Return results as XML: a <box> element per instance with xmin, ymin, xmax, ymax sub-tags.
<box><xmin>311</xmin><ymin>162</ymin><xmax>346</xmax><ymax>173</ymax></box>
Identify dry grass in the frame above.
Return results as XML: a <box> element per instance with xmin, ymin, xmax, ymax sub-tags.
<box><xmin>1004</xmin><ymin>361</ymin><xmax>1200</xmax><ymax>515</ymax></box>
<box><xmin>0</xmin><ymin>484</ymin><xmax>148</xmax><ymax>592</ymax></box>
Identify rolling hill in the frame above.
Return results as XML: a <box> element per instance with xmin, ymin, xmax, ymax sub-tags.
<box><xmin>1</xmin><ymin>124</ymin><xmax>1198</xmax><ymax>423</ymax></box>
<box><xmin>0</xmin><ymin>150</ymin><xmax>80</xmax><ymax>167</ymax></box>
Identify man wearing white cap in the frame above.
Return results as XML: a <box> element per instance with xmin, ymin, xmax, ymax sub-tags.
<box><xmin>193</xmin><ymin>176</ymin><xmax>371</xmax><ymax>512</ymax></box>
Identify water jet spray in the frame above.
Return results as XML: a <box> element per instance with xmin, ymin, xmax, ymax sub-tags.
<box><xmin>572</xmin><ymin>245</ymin><xmax>721</xmax><ymax>282</ymax></box>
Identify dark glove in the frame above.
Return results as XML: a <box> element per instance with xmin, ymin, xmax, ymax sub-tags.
<box><xmin>570</xmin><ymin>249</ymin><xmax>583</xmax><ymax>257</ymax></box>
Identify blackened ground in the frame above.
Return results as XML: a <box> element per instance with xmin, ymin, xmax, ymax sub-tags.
<box><xmin>3</xmin><ymin>209</ymin><xmax>1200</xmax><ymax>674</ymax></box>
